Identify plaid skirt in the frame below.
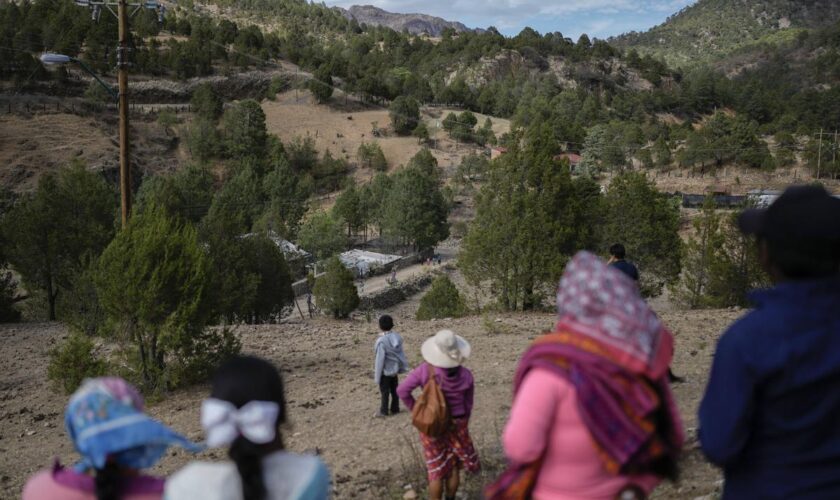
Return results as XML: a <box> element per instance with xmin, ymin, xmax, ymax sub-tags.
<box><xmin>419</xmin><ymin>417</ymin><xmax>481</xmax><ymax>481</ymax></box>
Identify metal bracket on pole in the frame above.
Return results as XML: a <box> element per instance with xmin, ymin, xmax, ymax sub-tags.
<box><xmin>75</xmin><ymin>0</ymin><xmax>163</xmax><ymax>20</ymax></box>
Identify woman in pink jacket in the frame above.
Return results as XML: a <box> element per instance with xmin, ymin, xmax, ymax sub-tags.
<box><xmin>490</xmin><ymin>252</ymin><xmax>684</xmax><ymax>500</ymax></box>
<box><xmin>397</xmin><ymin>330</ymin><xmax>480</xmax><ymax>500</ymax></box>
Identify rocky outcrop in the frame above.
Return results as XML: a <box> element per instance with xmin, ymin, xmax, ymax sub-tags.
<box><xmin>445</xmin><ymin>50</ymin><xmax>529</xmax><ymax>89</ymax></box>
<box><xmin>337</xmin><ymin>5</ymin><xmax>475</xmax><ymax>37</ymax></box>
<box><xmin>445</xmin><ymin>51</ymin><xmax>653</xmax><ymax>92</ymax></box>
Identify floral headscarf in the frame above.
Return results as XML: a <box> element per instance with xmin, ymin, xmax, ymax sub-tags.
<box><xmin>556</xmin><ymin>251</ymin><xmax>673</xmax><ymax>379</ymax></box>
<box><xmin>65</xmin><ymin>377</ymin><xmax>202</xmax><ymax>472</ymax></box>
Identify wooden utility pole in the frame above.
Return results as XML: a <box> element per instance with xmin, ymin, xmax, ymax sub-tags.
<box><xmin>817</xmin><ymin>128</ymin><xmax>823</xmax><ymax>180</ymax></box>
<box><xmin>834</xmin><ymin>131</ymin><xmax>838</xmax><ymax>180</ymax></box>
<box><xmin>117</xmin><ymin>0</ymin><xmax>131</xmax><ymax>228</ymax></box>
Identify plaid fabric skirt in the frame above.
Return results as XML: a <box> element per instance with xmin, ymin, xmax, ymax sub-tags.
<box><xmin>419</xmin><ymin>417</ymin><xmax>481</xmax><ymax>481</ymax></box>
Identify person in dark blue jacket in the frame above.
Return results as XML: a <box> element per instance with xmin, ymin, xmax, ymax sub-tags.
<box><xmin>608</xmin><ymin>243</ymin><xmax>640</xmax><ymax>282</ymax></box>
<box><xmin>699</xmin><ymin>185</ymin><xmax>840</xmax><ymax>500</ymax></box>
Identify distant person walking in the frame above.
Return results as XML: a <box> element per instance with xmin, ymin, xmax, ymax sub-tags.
<box><xmin>165</xmin><ymin>356</ymin><xmax>331</xmax><ymax>500</ymax></box>
<box><xmin>23</xmin><ymin>377</ymin><xmax>201</xmax><ymax>500</ymax></box>
<box><xmin>373</xmin><ymin>315</ymin><xmax>409</xmax><ymax>417</ymax></box>
<box><xmin>607</xmin><ymin>243</ymin><xmax>639</xmax><ymax>282</ymax></box>
<box><xmin>699</xmin><ymin>185</ymin><xmax>840</xmax><ymax>499</ymax></box>
<box><xmin>398</xmin><ymin>330</ymin><xmax>480</xmax><ymax>500</ymax></box>
<box><xmin>487</xmin><ymin>252</ymin><xmax>683</xmax><ymax>500</ymax></box>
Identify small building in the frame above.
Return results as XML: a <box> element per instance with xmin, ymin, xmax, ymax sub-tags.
<box><xmin>339</xmin><ymin>249</ymin><xmax>402</xmax><ymax>277</ymax></box>
<box><xmin>240</xmin><ymin>231</ymin><xmax>312</xmax><ymax>278</ymax></box>
<box><xmin>554</xmin><ymin>153</ymin><xmax>583</xmax><ymax>172</ymax></box>
<box><xmin>490</xmin><ymin>146</ymin><xmax>508</xmax><ymax>160</ymax></box>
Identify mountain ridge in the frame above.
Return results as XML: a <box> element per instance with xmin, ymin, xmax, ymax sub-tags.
<box><xmin>611</xmin><ymin>0</ymin><xmax>840</xmax><ymax>67</ymax></box>
<box><xmin>334</xmin><ymin>4</ymin><xmax>479</xmax><ymax>37</ymax></box>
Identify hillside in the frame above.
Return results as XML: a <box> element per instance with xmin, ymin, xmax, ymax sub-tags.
<box><xmin>612</xmin><ymin>0</ymin><xmax>840</xmax><ymax>67</ymax></box>
<box><xmin>335</xmin><ymin>5</ymin><xmax>475</xmax><ymax>36</ymax></box>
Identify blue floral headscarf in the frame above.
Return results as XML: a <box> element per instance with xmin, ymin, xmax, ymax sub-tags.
<box><xmin>65</xmin><ymin>377</ymin><xmax>202</xmax><ymax>472</ymax></box>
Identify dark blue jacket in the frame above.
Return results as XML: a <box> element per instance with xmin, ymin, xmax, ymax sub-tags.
<box><xmin>699</xmin><ymin>277</ymin><xmax>840</xmax><ymax>499</ymax></box>
<box><xmin>610</xmin><ymin>260</ymin><xmax>639</xmax><ymax>281</ymax></box>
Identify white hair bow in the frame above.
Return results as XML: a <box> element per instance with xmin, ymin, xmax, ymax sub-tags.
<box><xmin>201</xmin><ymin>398</ymin><xmax>280</xmax><ymax>448</ymax></box>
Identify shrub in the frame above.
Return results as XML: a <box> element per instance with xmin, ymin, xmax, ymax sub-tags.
<box><xmin>416</xmin><ymin>276</ymin><xmax>467</xmax><ymax>320</ymax></box>
<box><xmin>56</xmin><ymin>260</ymin><xmax>105</xmax><ymax>336</ymax></box>
<box><xmin>48</xmin><ymin>332</ymin><xmax>107</xmax><ymax>394</ymax></box>
<box><xmin>313</xmin><ymin>256</ymin><xmax>359</xmax><ymax>319</ymax></box>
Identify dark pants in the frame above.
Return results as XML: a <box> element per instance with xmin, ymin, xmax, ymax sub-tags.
<box><xmin>379</xmin><ymin>375</ymin><xmax>400</xmax><ymax>415</ymax></box>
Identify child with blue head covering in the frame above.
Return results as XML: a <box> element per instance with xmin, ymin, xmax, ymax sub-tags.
<box><xmin>23</xmin><ymin>377</ymin><xmax>201</xmax><ymax>500</ymax></box>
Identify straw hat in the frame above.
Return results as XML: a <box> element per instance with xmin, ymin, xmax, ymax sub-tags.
<box><xmin>421</xmin><ymin>330</ymin><xmax>471</xmax><ymax>368</ymax></box>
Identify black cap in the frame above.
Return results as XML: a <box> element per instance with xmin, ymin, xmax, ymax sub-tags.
<box><xmin>739</xmin><ymin>185</ymin><xmax>840</xmax><ymax>241</ymax></box>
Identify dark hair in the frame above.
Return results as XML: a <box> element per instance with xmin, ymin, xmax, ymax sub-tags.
<box><xmin>610</xmin><ymin>243</ymin><xmax>626</xmax><ymax>259</ymax></box>
<box><xmin>765</xmin><ymin>236</ymin><xmax>840</xmax><ymax>280</ymax></box>
<box><xmin>379</xmin><ymin>314</ymin><xmax>394</xmax><ymax>331</ymax></box>
<box><xmin>94</xmin><ymin>461</ymin><xmax>120</xmax><ymax>500</ymax></box>
<box><xmin>211</xmin><ymin>356</ymin><xmax>287</xmax><ymax>500</ymax></box>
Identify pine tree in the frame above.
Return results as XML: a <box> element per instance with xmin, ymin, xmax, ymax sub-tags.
<box><xmin>313</xmin><ymin>256</ymin><xmax>359</xmax><ymax>319</ymax></box>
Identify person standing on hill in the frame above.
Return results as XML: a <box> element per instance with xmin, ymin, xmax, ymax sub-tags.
<box><xmin>699</xmin><ymin>185</ymin><xmax>840</xmax><ymax>500</ymax></box>
<box><xmin>487</xmin><ymin>252</ymin><xmax>683</xmax><ymax>500</ymax></box>
<box><xmin>608</xmin><ymin>243</ymin><xmax>639</xmax><ymax>282</ymax></box>
<box><xmin>373</xmin><ymin>315</ymin><xmax>409</xmax><ymax>417</ymax></box>
<box><xmin>397</xmin><ymin>330</ymin><xmax>480</xmax><ymax>500</ymax></box>
<box><xmin>609</xmin><ymin>242</ymin><xmax>684</xmax><ymax>384</ymax></box>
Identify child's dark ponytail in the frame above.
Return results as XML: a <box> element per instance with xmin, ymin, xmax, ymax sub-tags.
<box><xmin>94</xmin><ymin>461</ymin><xmax>120</xmax><ymax>500</ymax></box>
<box><xmin>229</xmin><ymin>437</ymin><xmax>267</xmax><ymax>500</ymax></box>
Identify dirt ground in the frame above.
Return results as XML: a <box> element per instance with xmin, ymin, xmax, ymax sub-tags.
<box><xmin>0</xmin><ymin>112</ymin><xmax>179</xmax><ymax>194</ymax></box>
<box><xmin>262</xmin><ymin>90</ymin><xmax>511</xmax><ymax>179</ymax></box>
<box><xmin>0</xmin><ymin>280</ymin><xmax>741</xmax><ymax>499</ymax></box>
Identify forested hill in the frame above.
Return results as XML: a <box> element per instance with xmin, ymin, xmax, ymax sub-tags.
<box><xmin>612</xmin><ymin>0</ymin><xmax>840</xmax><ymax>68</ymax></box>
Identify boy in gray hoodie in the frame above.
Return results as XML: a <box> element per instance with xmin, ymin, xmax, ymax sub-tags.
<box><xmin>374</xmin><ymin>315</ymin><xmax>409</xmax><ymax>417</ymax></box>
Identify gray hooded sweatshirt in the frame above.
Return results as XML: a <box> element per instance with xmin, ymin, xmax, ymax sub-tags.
<box><xmin>374</xmin><ymin>331</ymin><xmax>409</xmax><ymax>385</ymax></box>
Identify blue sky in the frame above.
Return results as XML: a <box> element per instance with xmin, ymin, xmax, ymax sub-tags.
<box><xmin>324</xmin><ymin>1</ymin><xmax>698</xmax><ymax>40</ymax></box>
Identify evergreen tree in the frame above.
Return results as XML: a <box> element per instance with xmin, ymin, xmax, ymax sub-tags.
<box><xmin>96</xmin><ymin>207</ymin><xmax>237</xmax><ymax>389</ymax></box>
<box><xmin>599</xmin><ymin>172</ymin><xmax>682</xmax><ymax>296</ymax></box>
<box><xmin>357</xmin><ymin>142</ymin><xmax>387</xmax><ymax>171</ymax></box>
<box><xmin>389</xmin><ymin>96</ymin><xmax>420</xmax><ymax>135</ymax></box>
<box><xmin>461</xmin><ymin>126</ymin><xmax>601</xmax><ymax>310</ymax></box>
<box><xmin>671</xmin><ymin>197</ymin><xmax>724</xmax><ymax>308</ymax></box>
<box><xmin>190</xmin><ymin>83</ymin><xmax>223</xmax><ymax>121</ymax></box>
<box><xmin>298</xmin><ymin>211</ymin><xmax>345</xmax><ymax>261</ymax></box>
<box><xmin>380</xmin><ymin>163</ymin><xmax>449</xmax><ymax>251</ymax></box>
<box><xmin>310</xmin><ymin>65</ymin><xmax>334</xmax><ymax>103</ymax></box>
<box><xmin>221</xmin><ymin>99</ymin><xmax>267</xmax><ymax>159</ymax></box>
<box><xmin>1</xmin><ymin>163</ymin><xmax>116</xmax><ymax>320</ymax></box>
<box><xmin>256</xmin><ymin>157</ymin><xmax>311</xmax><ymax>239</ymax></box>
<box><xmin>333</xmin><ymin>182</ymin><xmax>364</xmax><ymax>237</ymax></box>
<box><xmin>313</xmin><ymin>256</ymin><xmax>359</xmax><ymax>319</ymax></box>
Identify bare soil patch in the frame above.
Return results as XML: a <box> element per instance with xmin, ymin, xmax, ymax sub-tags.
<box><xmin>262</xmin><ymin>90</ymin><xmax>510</xmax><ymax>182</ymax></box>
<box><xmin>0</xmin><ymin>112</ymin><xmax>179</xmax><ymax>193</ymax></box>
<box><xmin>0</xmin><ymin>290</ymin><xmax>739</xmax><ymax>499</ymax></box>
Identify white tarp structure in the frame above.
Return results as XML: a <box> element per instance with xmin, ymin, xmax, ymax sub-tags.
<box><xmin>339</xmin><ymin>249</ymin><xmax>401</xmax><ymax>276</ymax></box>
<box><xmin>240</xmin><ymin>231</ymin><xmax>312</xmax><ymax>261</ymax></box>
